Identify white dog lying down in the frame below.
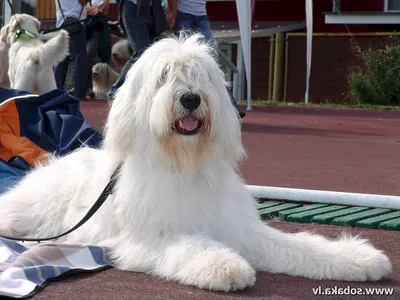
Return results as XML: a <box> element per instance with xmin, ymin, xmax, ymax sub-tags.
<box><xmin>0</xmin><ymin>34</ymin><xmax>391</xmax><ymax>292</ymax></box>
<box><xmin>0</xmin><ymin>24</ymin><xmax>10</xmax><ymax>87</ymax></box>
<box><xmin>6</xmin><ymin>14</ymin><xmax>69</xmax><ymax>94</ymax></box>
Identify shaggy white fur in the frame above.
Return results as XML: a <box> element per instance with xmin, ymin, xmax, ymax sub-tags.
<box><xmin>92</xmin><ymin>62</ymin><xmax>119</xmax><ymax>99</ymax></box>
<box><xmin>111</xmin><ymin>38</ymin><xmax>133</xmax><ymax>72</ymax></box>
<box><xmin>0</xmin><ymin>24</ymin><xmax>10</xmax><ymax>87</ymax></box>
<box><xmin>7</xmin><ymin>14</ymin><xmax>69</xmax><ymax>94</ymax></box>
<box><xmin>0</xmin><ymin>34</ymin><xmax>392</xmax><ymax>292</ymax></box>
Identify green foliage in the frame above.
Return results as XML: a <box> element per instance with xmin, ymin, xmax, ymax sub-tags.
<box><xmin>348</xmin><ymin>39</ymin><xmax>400</xmax><ymax>106</ymax></box>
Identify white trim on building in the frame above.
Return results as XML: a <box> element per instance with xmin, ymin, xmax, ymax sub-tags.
<box><xmin>325</xmin><ymin>12</ymin><xmax>400</xmax><ymax>24</ymax></box>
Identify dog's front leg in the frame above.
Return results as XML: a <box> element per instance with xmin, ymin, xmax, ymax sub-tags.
<box><xmin>246</xmin><ymin>222</ymin><xmax>391</xmax><ymax>282</ymax></box>
<box><xmin>155</xmin><ymin>234</ymin><xmax>256</xmax><ymax>292</ymax></box>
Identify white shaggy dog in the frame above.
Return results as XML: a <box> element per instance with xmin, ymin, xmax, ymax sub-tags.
<box><xmin>111</xmin><ymin>38</ymin><xmax>133</xmax><ymax>72</ymax></box>
<box><xmin>0</xmin><ymin>24</ymin><xmax>10</xmax><ymax>87</ymax></box>
<box><xmin>7</xmin><ymin>14</ymin><xmax>69</xmax><ymax>94</ymax></box>
<box><xmin>92</xmin><ymin>62</ymin><xmax>119</xmax><ymax>99</ymax></box>
<box><xmin>0</xmin><ymin>34</ymin><xmax>391</xmax><ymax>292</ymax></box>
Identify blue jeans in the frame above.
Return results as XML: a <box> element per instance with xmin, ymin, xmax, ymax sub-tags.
<box><xmin>174</xmin><ymin>11</ymin><xmax>213</xmax><ymax>42</ymax></box>
<box><xmin>107</xmin><ymin>0</ymin><xmax>154</xmax><ymax>98</ymax></box>
<box><xmin>174</xmin><ymin>11</ymin><xmax>240</xmax><ymax>110</ymax></box>
<box><xmin>55</xmin><ymin>30</ymin><xmax>88</xmax><ymax>98</ymax></box>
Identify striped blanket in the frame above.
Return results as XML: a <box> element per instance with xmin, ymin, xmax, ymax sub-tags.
<box><xmin>0</xmin><ymin>238</ymin><xmax>111</xmax><ymax>298</ymax></box>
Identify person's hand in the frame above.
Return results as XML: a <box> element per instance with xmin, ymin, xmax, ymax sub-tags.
<box><xmin>165</xmin><ymin>0</ymin><xmax>177</xmax><ymax>30</ymax></box>
<box><xmin>79</xmin><ymin>0</ymin><xmax>90</xmax><ymax>6</ymax></box>
<box><xmin>97</xmin><ymin>0</ymin><xmax>110</xmax><ymax>14</ymax></box>
<box><xmin>166</xmin><ymin>9</ymin><xmax>177</xmax><ymax>30</ymax></box>
<box><xmin>87</xmin><ymin>6</ymin><xmax>99</xmax><ymax>16</ymax></box>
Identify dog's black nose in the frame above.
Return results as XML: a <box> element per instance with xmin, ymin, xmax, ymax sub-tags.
<box><xmin>180</xmin><ymin>93</ymin><xmax>201</xmax><ymax>111</ymax></box>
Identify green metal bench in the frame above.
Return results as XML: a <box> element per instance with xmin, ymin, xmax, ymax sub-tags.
<box><xmin>256</xmin><ymin>199</ymin><xmax>400</xmax><ymax>230</ymax></box>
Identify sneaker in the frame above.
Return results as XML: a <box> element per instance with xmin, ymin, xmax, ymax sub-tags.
<box><xmin>236</xmin><ymin>107</ymin><xmax>246</xmax><ymax>118</ymax></box>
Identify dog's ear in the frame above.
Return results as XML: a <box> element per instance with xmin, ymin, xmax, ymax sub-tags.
<box><xmin>112</xmin><ymin>53</ymin><xmax>123</xmax><ymax>67</ymax></box>
<box><xmin>0</xmin><ymin>25</ymin><xmax>9</xmax><ymax>43</ymax></box>
<box><xmin>103</xmin><ymin>91</ymin><xmax>137</xmax><ymax>157</ymax></box>
<box><xmin>220</xmin><ymin>94</ymin><xmax>246</xmax><ymax>166</ymax></box>
<box><xmin>9</xmin><ymin>16</ymin><xmax>20</xmax><ymax>33</ymax></box>
<box><xmin>211</xmin><ymin>72</ymin><xmax>246</xmax><ymax>166</ymax></box>
<box><xmin>102</xmin><ymin>63</ymin><xmax>146</xmax><ymax>157</ymax></box>
<box><xmin>34</xmin><ymin>19</ymin><xmax>41</xmax><ymax>31</ymax></box>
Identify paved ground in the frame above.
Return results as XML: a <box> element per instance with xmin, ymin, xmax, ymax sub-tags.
<box><xmin>32</xmin><ymin>103</ymin><xmax>400</xmax><ymax>300</ymax></box>
<box><xmin>239</xmin><ymin>105</ymin><xmax>400</xmax><ymax>195</ymax></box>
<box><xmin>34</xmin><ymin>220</ymin><xmax>399</xmax><ymax>300</ymax></box>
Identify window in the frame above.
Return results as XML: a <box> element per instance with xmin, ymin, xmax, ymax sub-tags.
<box><xmin>385</xmin><ymin>0</ymin><xmax>400</xmax><ymax>12</ymax></box>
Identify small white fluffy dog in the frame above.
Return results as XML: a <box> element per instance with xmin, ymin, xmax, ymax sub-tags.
<box><xmin>0</xmin><ymin>24</ymin><xmax>10</xmax><ymax>87</ymax></box>
<box><xmin>0</xmin><ymin>34</ymin><xmax>391</xmax><ymax>292</ymax></box>
<box><xmin>92</xmin><ymin>62</ymin><xmax>119</xmax><ymax>99</ymax></box>
<box><xmin>111</xmin><ymin>38</ymin><xmax>133</xmax><ymax>72</ymax></box>
<box><xmin>7</xmin><ymin>14</ymin><xmax>69</xmax><ymax>94</ymax></box>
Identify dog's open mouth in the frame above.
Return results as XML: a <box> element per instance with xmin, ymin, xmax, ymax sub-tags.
<box><xmin>175</xmin><ymin>115</ymin><xmax>202</xmax><ymax>135</ymax></box>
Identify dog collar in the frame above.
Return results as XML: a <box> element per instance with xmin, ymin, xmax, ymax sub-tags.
<box><xmin>14</xmin><ymin>29</ymin><xmax>38</xmax><ymax>43</ymax></box>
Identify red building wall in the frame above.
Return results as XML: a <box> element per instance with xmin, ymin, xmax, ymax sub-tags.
<box><xmin>206</xmin><ymin>0</ymin><xmax>388</xmax><ymax>33</ymax></box>
<box><xmin>206</xmin><ymin>0</ymin><xmax>397</xmax><ymax>102</ymax></box>
<box><xmin>341</xmin><ymin>0</ymin><xmax>383</xmax><ymax>11</ymax></box>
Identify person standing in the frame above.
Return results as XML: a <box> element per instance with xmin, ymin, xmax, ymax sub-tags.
<box><xmin>54</xmin><ymin>0</ymin><xmax>91</xmax><ymax>101</ymax></box>
<box><xmin>86</xmin><ymin>0</ymin><xmax>111</xmax><ymax>97</ymax></box>
<box><xmin>167</xmin><ymin>0</ymin><xmax>212</xmax><ymax>43</ymax></box>
<box><xmin>166</xmin><ymin>0</ymin><xmax>246</xmax><ymax>118</ymax></box>
<box><xmin>107</xmin><ymin>0</ymin><xmax>168</xmax><ymax>100</ymax></box>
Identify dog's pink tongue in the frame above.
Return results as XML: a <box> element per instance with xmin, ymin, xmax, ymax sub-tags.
<box><xmin>179</xmin><ymin>116</ymin><xmax>199</xmax><ymax>131</ymax></box>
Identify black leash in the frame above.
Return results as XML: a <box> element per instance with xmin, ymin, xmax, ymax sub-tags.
<box><xmin>40</xmin><ymin>20</ymin><xmax>88</xmax><ymax>35</ymax></box>
<box><xmin>5</xmin><ymin>0</ymin><xmax>87</xmax><ymax>36</ymax></box>
<box><xmin>40</xmin><ymin>0</ymin><xmax>88</xmax><ymax>35</ymax></box>
<box><xmin>0</xmin><ymin>165</ymin><xmax>121</xmax><ymax>242</ymax></box>
<box><xmin>6</xmin><ymin>0</ymin><xmax>22</xmax><ymax>29</ymax></box>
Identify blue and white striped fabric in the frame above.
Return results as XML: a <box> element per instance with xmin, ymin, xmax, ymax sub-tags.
<box><xmin>0</xmin><ymin>238</ymin><xmax>112</xmax><ymax>298</ymax></box>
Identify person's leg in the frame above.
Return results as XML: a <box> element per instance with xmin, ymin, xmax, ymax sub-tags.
<box><xmin>174</xmin><ymin>11</ymin><xmax>196</xmax><ymax>35</ymax></box>
<box><xmin>70</xmin><ymin>30</ymin><xmax>89</xmax><ymax>98</ymax></box>
<box><xmin>195</xmin><ymin>15</ymin><xmax>214</xmax><ymax>44</ymax></box>
<box><xmin>107</xmin><ymin>0</ymin><xmax>151</xmax><ymax>99</ymax></box>
<box><xmin>55</xmin><ymin>48</ymin><xmax>71</xmax><ymax>91</ymax></box>
<box><xmin>86</xmin><ymin>30</ymin><xmax>101</xmax><ymax>94</ymax></box>
<box><xmin>227</xmin><ymin>88</ymin><xmax>239</xmax><ymax>109</ymax></box>
<box><xmin>227</xmin><ymin>85</ymin><xmax>246</xmax><ymax>117</ymax></box>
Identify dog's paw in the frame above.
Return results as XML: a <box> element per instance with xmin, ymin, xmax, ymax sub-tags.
<box><xmin>0</xmin><ymin>212</ymin><xmax>33</xmax><ymax>239</ymax></box>
<box><xmin>59</xmin><ymin>30</ymin><xmax>69</xmax><ymax>42</ymax></box>
<box><xmin>328</xmin><ymin>236</ymin><xmax>392</xmax><ymax>282</ymax></box>
<box><xmin>0</xmin><ymin>226</ymin><xmax>23</xmax><ymax>238</ymax></box>
<box><xmin>59</xmin><ymin>29</ymin><xmax>68</xmax><ymax>35</ymax></box>
<box><xmin>177</xmin><ymin>249</ymin><xmax>256</xmax><ymax>292</ymax></box>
